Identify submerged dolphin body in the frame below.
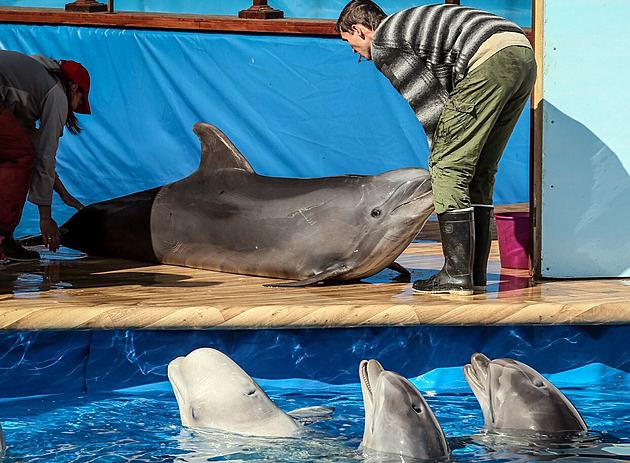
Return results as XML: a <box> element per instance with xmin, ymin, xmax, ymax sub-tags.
<box><xmin>463</xmin><ymin>353</ymin><xmax>588</xmax><ymax>434</ymax></box>
<box><xmin>359</xmin><ymin>359</ymin><xmax>449</xmax><ymax>460</ymax></box>
<box><xmin>53</xmin><ymin>123</ymin><xmax>434</xmax><ymax>286</ymax></box>
<box><xmin>167</xmin><ymin>347</ymin><xmax>333</xmax><ymax>436</ymax></box>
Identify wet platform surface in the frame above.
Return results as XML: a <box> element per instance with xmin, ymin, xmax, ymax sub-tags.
<box><xmin>2</xmin><ymin>238</ymin><xmax>629</xmax><ymax>330</ymax></box>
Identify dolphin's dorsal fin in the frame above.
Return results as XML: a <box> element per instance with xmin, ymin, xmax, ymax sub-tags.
<box><xmin>193</xmin><ymin>122</ymin><xmax>255</xmax><ymax>173</ymax></box>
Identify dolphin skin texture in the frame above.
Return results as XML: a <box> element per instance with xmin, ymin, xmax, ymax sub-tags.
<box><xmin>167</xmin><ymin>348</ymin><xmax>333</xmax><ymax>436</ymax></box>
<box><xmin>359</xmin><ymin>359</ymin><xmax>450</xmax><ymax>461</ymax></box>
<box><xmin>463</xmin><ymin>353</ymin><xmax>588</xmax><ymax>434</ymax></box>
<box><xmin>55</xmin><ymin>123</ymin><xmax>434</xmax><ymax>287</ymax></box>
<box><xmin>0</xmin><ymin>423</ymin><xmax>5</xmax><ymax>457</ymax></box>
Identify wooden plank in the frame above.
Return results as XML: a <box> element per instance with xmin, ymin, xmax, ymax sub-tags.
<box><xmin>0</xmin><ymin>6</ymin><xmax>532</xmax><ymax>39</ymax></box>
<box><xmin>0</xmin><ymin>7</ymin><xmax>337</xmax><ymax>35</ymax></box>
<box><xmin>1</xmin><ymin>239</ymin><xmax>629</xmax><ymax>331</ymax></box>
<box><xmin>531</xmin><ymin>0</ymin><xmax>544</xmax><ymax>278</ymax></box>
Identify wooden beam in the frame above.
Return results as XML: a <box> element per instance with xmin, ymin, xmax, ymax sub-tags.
<box><xmin>0</xmin><ymin>7</ymin><xmax>334</xmax><ymax>35</ymax></box>
<box><xmin>238</xmin><ymin>0</ymin><xmax>284</xmax><ymax>20</ymax></box>
<box><xmin>65</xmin><ymin>0</ymin><xmax>107</xmax><ymax>13</ymax></box>
<box><xmin>0</xmin><ymin>6</ymin><xmax>531</xmax><ymax>39</ymax></box>
<box><xmin>530</xmin><ymin>0</ymin><xmax>544</xmax><ymax>278</ymax></box>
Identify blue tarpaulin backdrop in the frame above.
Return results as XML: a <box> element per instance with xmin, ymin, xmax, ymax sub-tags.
<box><xmin>1</xmin><ymin>20</ymin><xmax>530</xmax><ymax>237</ymax></box>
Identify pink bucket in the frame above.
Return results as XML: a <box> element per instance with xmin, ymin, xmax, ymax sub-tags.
<box><xmin>494</xmin><ymin>211</ymin><xmax>530</xmax><ymax>270</ymax></box>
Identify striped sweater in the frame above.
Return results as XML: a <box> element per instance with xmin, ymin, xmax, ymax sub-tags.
<box><xmin>371</xmin><ymin>4</ymin><xmax>525</xmax><ymax>147</ymax></box>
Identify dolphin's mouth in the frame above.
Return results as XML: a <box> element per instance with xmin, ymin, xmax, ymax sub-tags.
<box><xmin>167</xmin><ymin>360</ymin><xmax>186</xmax><ymax>406</ymax></box>
<box><xmin>360</xmin><ymin>359</ymin><xmax>385</xmax><ymax>398</ymax></box>
<box><xmin>360</xmin><ymin>360</ymin><xmax>373</xmax><ymax>394</ymax></box>
<box><xmin>464</xmin><ymin>353</ymin><xmax>490</xmax><ymax>396</ymax></box>
<box><xmin>359</xmin><ymin>359</ymin><xmax>384</xmax><ymax>433</ymax></box>
<box><xmin>391</xmin><ymin>189</ymin><xmax>433</xmax><ymax>214</ymax></box>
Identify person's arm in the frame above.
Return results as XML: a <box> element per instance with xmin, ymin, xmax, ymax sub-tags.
<box><xmin>372</xmin><ymin>44</ymin><xmax>448</xmax><ymax>148</ymax></box>
<box><xmin>29</xmin><ymin>84</ymin><xmax>67</xmax><ymax>253</ymax></box>
<box><xmin>28</xmin><ymin>83</ymin><xmax>66</xmax><ymax>208</ymax></box>
<box><xmin>54</xmin><ymin>176</ymin><xmax>84</xmax><ymax>210</ymax></box>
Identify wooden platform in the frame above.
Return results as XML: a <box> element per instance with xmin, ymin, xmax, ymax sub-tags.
<box><xmin>2</xmin><ymin>224</ymin><xmax>629</xmax><ymax>331</ymax></box>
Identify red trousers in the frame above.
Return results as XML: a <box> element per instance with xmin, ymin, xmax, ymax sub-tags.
<box><xmin>0</xmin><ymin>102</ymin><xmax>35</xmax><ymax>233</ymax></box>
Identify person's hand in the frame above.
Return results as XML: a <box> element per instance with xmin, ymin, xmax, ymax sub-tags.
<box><xmin>54</xmin><ymin>177</ymin><xmax>85</xmax><ymax>210</ymax></box>
<box><xmin>60</xmin><ymin>192</ymin><xmax>84</xmax><ymax>210</ymax></box>
<box><xmin>38</xmin><ymin>206</ymin><xmax>61</xmax><ymax>252</ymax></box>
<box><xmin>40</xmin><ymin>217</ymin><xmax>61</xmax><ymax>252</ymax></box>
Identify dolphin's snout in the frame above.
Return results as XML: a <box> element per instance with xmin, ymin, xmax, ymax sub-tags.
<box><xmin>464</xmin><ymin>353</ymin><xmax>491</xmax><ymax>393</ymax></box>
<box><xmin>391</xmin><ymin>189</ymin><xmax>434</xmax><ymax>214</ymax></box>
<box><xmin>471</xmin><ymin>353</ymin><xmax>491</xmax><ymax>374</ymax></box>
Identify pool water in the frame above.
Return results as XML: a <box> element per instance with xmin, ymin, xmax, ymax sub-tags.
<box><xmin>1</xmin><ymin>371</ymin><xmax>629</xmax><ymax>463</ymax></box>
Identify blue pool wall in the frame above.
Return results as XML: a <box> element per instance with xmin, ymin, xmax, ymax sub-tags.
<box><xmin>0</xmin><ymin>325</ymin><xmax>629</xmax><ymax>398</ymax></box>
<box><xmin>0</xmin><ymin>20</ymin><xmax>531</xmax><ymax>237</ymax></box>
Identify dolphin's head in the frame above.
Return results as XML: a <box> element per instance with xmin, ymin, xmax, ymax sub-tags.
<box><xmin>167</xmin><ymin>348</ymin><xmax>300</xmax><ymax>436</ymax></box>
<box><xmin>359</xmin><ymin>359</ymin><xmax>449</xmax><ymax>460</ymax></box>
<box><xmin>464</xmin><ymin>353</ymin><xmax>588</xmax><ymax>433</ymax></box>
<box><xmin>338</xmin><ymin>167</ymin><xmax>434</xmax><ymax>280</ymax></box>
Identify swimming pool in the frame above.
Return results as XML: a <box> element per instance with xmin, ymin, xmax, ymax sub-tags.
<box><xmin>0</xmin><ymin>327</ymin><xmax>629</xmax><ymax>462</ymax></box>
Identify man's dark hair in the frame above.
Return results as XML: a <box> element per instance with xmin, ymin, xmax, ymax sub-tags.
<box><xmin>335</xmin><ymin>0</ymin><xmax>387</xmax><ymax>33</ymax></box>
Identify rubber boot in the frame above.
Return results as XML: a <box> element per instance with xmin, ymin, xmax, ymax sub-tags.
<box><xmin>473</xmin><ymin>205</ymin><xmax>493</xmax><ymax>291</ymax></box>
<box><xmin>412</xmin><ymin>208</ymin><xmax>474</xmax><ymax>295</ymax></box>
<box><xmin>0</xmin><ymin>231</ymin><xmax>40</xmax><ymax>261</ymax></box>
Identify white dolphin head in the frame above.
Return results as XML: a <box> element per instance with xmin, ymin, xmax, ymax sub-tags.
<box><xmin>463</xmin><ymin>353</ymin><xmax>588</xmax><ymax>433</ymax></box>
<box><xmin>359</xmin><ymin>359</ymin><xmax>449</xmax><ymax>460</ymax></box>
<box><xmin>167</xmin><ymin>348</ymin><xmax>300</xmax><ymax>437</ymax></box>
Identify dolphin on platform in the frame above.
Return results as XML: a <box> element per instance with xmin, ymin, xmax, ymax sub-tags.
<box><xmin>463</xmin><ymin>353</ymin><xmax>588</xmax><ymax>434</ymax></box>
<box><xmin>359</xmin><ymin>359</ymin><xmax>450</xmax><ymax>460</ymax></box>
<box><xmin>44</xmin><ymin>123</ymin><xmax>434</xmax><ymax>287</ymax></box>
<box><xmin>167</xmin><ymin>347</ymin><xmax>333</xmax><ymax>437</ymax></box>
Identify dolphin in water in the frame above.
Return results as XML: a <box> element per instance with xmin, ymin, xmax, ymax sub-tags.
<box><xmin>463</xmin><ymin>353</ymin><xmax>588</xmax><ymax>434</ymax></box>
<box><xmin>167</xmin><ymin>347</ymin><xmax>333</xmax><ymax>437</ymax></box>
<box><xmin>36</xmin><ymin>123</ymin><xmax>434</xmax><ymax>286</ymax></box>
<box><xmin>359</xmin><ymin>359</ymin><xmax>450</xmax><ymax>461</ymax></box>
<box><xmin>0</xmin><ymin>423</ymin><xmax>5</xmax><ymax>456</ymax></box>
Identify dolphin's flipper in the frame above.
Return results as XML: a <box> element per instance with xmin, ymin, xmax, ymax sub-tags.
<box><xmin>287</xmin><ymin>406</ymin><xmax>335</xmax><ymax>425</ymax></box>
<box><xmin>193</xmin><ymin>123</ymin><xmax>256</xmax><ymax>173</ymax></box>
<box><xmin>387</xmin><ymin>261</ymin><xmax>410</xmax><ymax>277</ymax></box>
<box><xmin>263</xmin><ymin>267</ymin><xmax>350</xmax><ymax>287</ymax></box>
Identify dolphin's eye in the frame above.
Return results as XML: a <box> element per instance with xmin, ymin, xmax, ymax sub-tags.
<box><xmin>371</xmin><ymin>208</ymin><xmax>382</xmax><ymax>218</ymax></box>
<box><xmin>412</xmin><ymin>404</ymin><xmax>423</xmax><ymax>414</ymax></box>
<box><xmin>533</xmin><ymin>379</ymin><xmax>545</xmax><ymax>387</ymax></box>
<box><xmin>246</xmin><ymin>389</ymin><xmax>256</xmax><ymax>396</ymax></box>
<box><xmin>191</xmin><ymin>407</ymin><xmax>199</xmax><ymax>420</ymax></box>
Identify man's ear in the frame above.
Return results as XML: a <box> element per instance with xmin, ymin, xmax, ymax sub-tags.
<box><xmin>351</xmin><ymin>24</ymin><xmax>366</xmax><ymax>38</ymax></box>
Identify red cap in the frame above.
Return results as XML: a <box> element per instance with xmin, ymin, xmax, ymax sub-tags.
<box><xmin>60</xmin><ymin>60</ymin><xmax>91</xmax><ymax>114</ymax></box>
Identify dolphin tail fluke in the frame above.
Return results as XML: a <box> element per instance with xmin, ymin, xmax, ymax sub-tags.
<box><xmin>192</xmin><ymin>123</ymin><xmax>256</xmax><ymax>173</ymax></box>
<box><xmin>16</xmin><ymin>234</ymin><xmax>44</xmax><ymax>246</ymax></box>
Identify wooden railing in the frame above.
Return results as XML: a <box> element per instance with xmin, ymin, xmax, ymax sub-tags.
<box><xmin>0</xmin><ymin>2</ymin><xmax>531</xmax><ymax>40</ymax></box>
